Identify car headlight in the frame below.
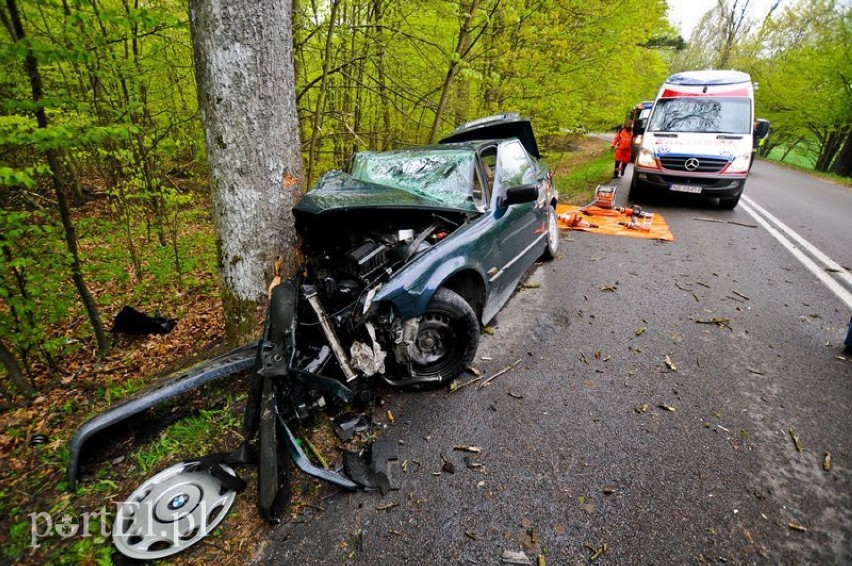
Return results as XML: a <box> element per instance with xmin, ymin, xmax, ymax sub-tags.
<box><xmin>636</xmin><ymin>148</ymin><xmax>657</xmax><ymax>168</ymax></box>
<box><xmin>726</xmin><ymin>152</ymin><xmax>752</xmax><ymax>173</ymax></box>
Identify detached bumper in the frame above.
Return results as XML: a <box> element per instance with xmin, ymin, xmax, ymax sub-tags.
<box><xmin>67</xmin><ymin>342</ymin><xmax>258</xmax><ymax>491</ymax></box>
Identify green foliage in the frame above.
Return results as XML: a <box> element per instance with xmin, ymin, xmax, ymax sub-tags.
<box><xmin>749</xmin><ymin>0</ymin><xmax>851</xmax><ymax>172</ymax></box>
<box><xmin>669</xmin><ymin>0</ymin><xmax>851</xmax><ymax>175</ymax></box>
<box><xmin>296</xmin><ymin>0</ymin><xmax>673</xmax><ymax>182</ymax></box>
<box><xmin>0</xmin><ymin>209</ymin><xmax>75</xmax><ymax>365</ymax></box>
<box><xmin>551</xmin><ymin>150</ymin><xmax>615</xmax><ymax>205</ymax></box>
<box><xmin>134</xmin><ymin>406</ymin><xmax>242</xmax><ymax>473</ymax></box>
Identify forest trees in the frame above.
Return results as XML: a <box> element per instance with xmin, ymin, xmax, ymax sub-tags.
<box><xmin>0</xmin><ymin>0</ymin><xmax>672</xmax><ymax>397</ymax></box>
<box><xmin>751</xmin><ymin>0</ymin><xmax>851</xmax><ymax>174</ymax></box>
<box><xmin>669</xmin><ymin>0</ymin><xmax>851</xmax><ymax>174</ymax></box>
<box><xmin>0</xmin><ymin>0</ymin><xmax>203</xmax><ymax>396</ymax></box>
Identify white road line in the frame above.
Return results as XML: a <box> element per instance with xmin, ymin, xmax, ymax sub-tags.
<box><xmin>742</xmin><ymin>195</ymin><xmax>852</xmax><ymax>287</ymax></box>
<box><xmin>740</xmin><ymin>199</ymin><xmax>852</xmax><ymax>310</ymax></box>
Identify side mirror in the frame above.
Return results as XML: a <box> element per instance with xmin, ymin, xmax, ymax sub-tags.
<box><xmin>503</xmin><ymin>183</ymin><xmax>538</xmax><ymax>206</ymax></box>
<box><xmin>754</xmin><ymin>119</ymin><xmax>770</xmax><ymax>140</ymax></box>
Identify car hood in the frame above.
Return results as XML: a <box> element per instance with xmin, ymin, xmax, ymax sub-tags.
<box><xmin>295</xmin><ymin>170</ymin><xmax>480</xmax><ymax>216</ymax></box>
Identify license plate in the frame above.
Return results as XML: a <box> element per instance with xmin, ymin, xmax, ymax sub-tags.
<box><xmin>670</xmin><ymin>183</ymin><xmax>702</xmax><ymax>194</ymax></box>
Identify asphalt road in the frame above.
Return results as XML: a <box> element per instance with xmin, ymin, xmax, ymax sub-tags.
<box><xmin>260</xmin><ymin>160</ymin><xmax>851</xmax><ymax>564</ymax></box>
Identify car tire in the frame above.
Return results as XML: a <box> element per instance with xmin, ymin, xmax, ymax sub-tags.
<box><xmin>409</xmin><ymin>287</ymin><xmax>480</xmax><ymax>385</ymax></box>
<box><xmin>541</xmin><ymin>205</ymin><xmax>559</xmax><ymax>260</ymax></box>
<box><xmin>628</xmin><ymin>174</ymin><xmax>646</xmax><ymax>202</ymax></box>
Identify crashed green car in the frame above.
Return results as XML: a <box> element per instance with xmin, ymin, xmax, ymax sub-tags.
<box><xmin>293</xmin><ymin>113</ymin><xmax>560</xmax><ymax>387</ymax></box>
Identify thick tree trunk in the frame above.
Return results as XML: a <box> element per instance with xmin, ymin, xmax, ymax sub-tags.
<box><xmin>814</xmin><ymin>129</ymin><xmax>842</xmax><ymax>172</ymax></box>
<box><xmin>189</xmin><ymin>0</ymin><xmax>303</xmax><ymax>345</ymax></box>
<box><xmin>829</xmin><ymin>127</ymin><xmax>852</xmax><ymax>178</ymax></box>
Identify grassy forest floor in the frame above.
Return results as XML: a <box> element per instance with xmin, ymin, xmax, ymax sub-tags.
<box><xmin>0</xmin><ymin>135</ymin><xmax>611</xmax><ymax>565</ymax></box>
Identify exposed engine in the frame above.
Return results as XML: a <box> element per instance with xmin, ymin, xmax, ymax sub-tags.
<box><xmin>292</xmin><ymin>210</ymin><xmax>464</xmax><ymax>385</ymax></box>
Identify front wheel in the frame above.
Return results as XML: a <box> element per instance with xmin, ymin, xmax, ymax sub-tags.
<box><xmin>628</xmin><ymin>174</ymin><xmax>647</xmax><ymax>202</ymax></box>
<box><xmin>409</xmin><ymin>288</ymin><xmax>480</xmax><ymax>384</ymax></box>
<box><xmin>541</xmin><ymin>205</ymin><xmax>559</xmax><ymax>260</ymax></box>
<box><xmin>719</xmin><ymin>185</ymin><xmax>743</xmax><ymax>210</ymax></box>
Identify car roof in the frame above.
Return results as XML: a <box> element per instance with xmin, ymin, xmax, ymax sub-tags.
<box><xmin>438</xmin><ymin>113</ymin><xmax>540</xmax><ymax>159</ymax></box>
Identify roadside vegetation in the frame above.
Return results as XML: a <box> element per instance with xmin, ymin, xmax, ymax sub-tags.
<box><xmin>548</xmin><ymin>137</ymin><xmax>616</xmax><ymax>204</ymax></box>
<box><xmin>762</xmin><ymin>147</ymin><xmax>852</xmax><ymax>187</ymax></box>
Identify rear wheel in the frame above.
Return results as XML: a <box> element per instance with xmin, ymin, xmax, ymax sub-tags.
<box><xmin>409</xmin><ymin>288</ymin><xmax>479</xmax><ymax>384</ymax></box>
<box><xmin>541</xmin><ymin>205</ymin><xmax>559</xmax><ymax>260</ymax></box>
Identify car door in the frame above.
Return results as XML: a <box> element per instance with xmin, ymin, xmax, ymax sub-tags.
<box><xmin>482</xmin><ymin>140</ymin><xmax>543</xmax><ymax>317</ymax></box>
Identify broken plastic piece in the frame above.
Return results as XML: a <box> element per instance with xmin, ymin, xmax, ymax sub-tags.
<box><xmin>332</xmin><ymin>414</ymin><xmax>371</xmax><ymax>442</ymax></box>
<box><xmin>343</xmin><ymin>440</ymin><xmax>400</xmax><ymax>494</ymax></box>
<box><xmin>111</xmin><ymin>306</ymin><xmax>176</xmax><ymax>335</ymax></box>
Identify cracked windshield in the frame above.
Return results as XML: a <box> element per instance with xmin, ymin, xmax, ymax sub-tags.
<box><xmin>351</xmin><ymin>149</ymin><xmax>477</xmax><ymax>209</ymax></box>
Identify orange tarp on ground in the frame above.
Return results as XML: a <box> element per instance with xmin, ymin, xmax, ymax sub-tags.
<box><xmin>555</xmin><ymin>204</ymin><xmax>674</xmax><ymax>242</ymax></box>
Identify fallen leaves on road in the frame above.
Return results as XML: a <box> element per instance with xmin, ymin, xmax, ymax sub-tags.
<box><xmin>788</xmin><ymin>429</ymin><xmax>804</xmax><ymax>453</ymax></box>
<box><xmin>453</xmin><ymin>444</ymin><xmax>481</xmax><ymax>453</ymax></box>
<box><xmin>664</xmin><ymin>355</ymin><xmax>678</xmax><ymax>372</ymax></box>
<box><xmin>823</xmin><ymin>451</ymin><xmax>832</xmax><ymax>471</ymax></box>
<box><xmin>600</xmin><ymin>284</ymin><xmax>618</xmax><ymax>292</ymax></box>
<box><xmin>787</xmin><ymin>522</ymin><xmax>807</xmax><ymax>532</ymax></box>
<box><xmin>658</xmin><ymin>403</ymin><xmax>676</xmax><ymax>412</ymax></box>
<box><xmin>635</xmin><ymin>327</ymin><xmax>646</xmax><ymax>336</ymax></box>
<box><xmin>585</xmin><ymin>542</ymin><xmax>609</xmax><ymax>561</ymax></box>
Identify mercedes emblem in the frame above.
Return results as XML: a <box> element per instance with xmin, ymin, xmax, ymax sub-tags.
<box><xmin>684</xmin><ymin>158</ymin><xmax>700</xmax><ymax>171</ymax></box>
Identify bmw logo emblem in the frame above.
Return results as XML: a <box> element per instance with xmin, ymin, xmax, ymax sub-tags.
<box><xmin>168</xmin><ymin>493</ymin><xmax>190</xmax><ymax>510</ymax></box>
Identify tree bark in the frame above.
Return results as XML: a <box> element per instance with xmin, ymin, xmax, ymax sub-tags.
<box><xmin>4</xmin><ymin>0</ymin><xmax>109</xmax><ymax>355</ymax></box>
<box><xmin>428</xmin><ymin>0</ymin><xmax>484</xmax><ymax>144</ymax></box>
<box><xmin>189</xmin><ymin>0</ymin><xmax>303</xmax><ymax>345</ymax></box>
<box><xmin>0</xmin><ymin>339</ymin><xmax>34</xmax><ymax>398</ymax></box>
<box><xmin>305</xmin><ymin>0</ymin><xmax>340</xmax><ymax>185</ymax></box>
<box><xmin>829</xmin><ymin>127</ymin><xmax>852</xmax><ymax>178</ymax></box>
<box><xmin>814</xmin><ymin>129</ymin><xmax>842</xmax><ymax>172</ymax></box>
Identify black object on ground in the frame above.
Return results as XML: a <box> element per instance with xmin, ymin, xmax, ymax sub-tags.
<box><xmin>111</xmin><ymin>305</ymin><xmax>177</xmax><ymax>335</ymax></box>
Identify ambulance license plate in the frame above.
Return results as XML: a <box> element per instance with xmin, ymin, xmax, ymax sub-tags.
<box><xmin>670</xmin><ymin>184</ymin><xmax>702</xmax><ymax>194</ymax></box>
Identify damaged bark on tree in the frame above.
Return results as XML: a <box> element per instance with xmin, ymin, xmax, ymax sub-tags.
<box><xmin>189</xmin><ymin>0</ymin><xmax>303</xmax><ymax>345</ymax></box>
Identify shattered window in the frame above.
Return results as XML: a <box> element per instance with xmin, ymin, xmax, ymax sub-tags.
<box><xmin>350</xmin><ymin>149</ymin><xmax>478</xmax><ymax>209</ymax></box>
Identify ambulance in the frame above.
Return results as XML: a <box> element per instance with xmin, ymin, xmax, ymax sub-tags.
<box><xmin>631</xmin><ymin>70</ymin><xmax>767</xmax><ymax>209</ymax></box>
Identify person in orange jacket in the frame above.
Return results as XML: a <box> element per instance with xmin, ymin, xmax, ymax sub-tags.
<box><xmin>611</xmin><ymin>125</ymin><xmax>633</xmax><ymax>177</ymax></box>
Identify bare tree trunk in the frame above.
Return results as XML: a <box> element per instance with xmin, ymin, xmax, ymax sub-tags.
<box><xmin>189</xmin><ymin>0</ymin><xmax>304</xmax><ymax>345</ymax></box>
<box><xmin>4</xmin><ymin>0</ymin><xmax>109</xmax><ymax>355</ymax></box>
<box><xmin>814</xmin><ymin>129</ymin><xmax>842</xmax><ymax>172</ymax></box>
<box><xmin>829</xmin><ymin>128</ymin><xmax>852</xmax><ymax>178</ymax></box>
<box><xmin>428</xmin><ymin>0</ymin><xmax>484</xmax><ymax>144</ymax></box>
<box><xmin>373</xmin><ymin>0</ymin><xmax>392</xmax><ymax>150</ymax></box>
<box><xmin>305</xmin><ymin>0</ymin><xmax>341</xmax><ymax>185</ymax></box>
<box><xmin>0</xmin><ymin>339</ymin><xmax>34</xmax><ymax>398</ymax></box>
